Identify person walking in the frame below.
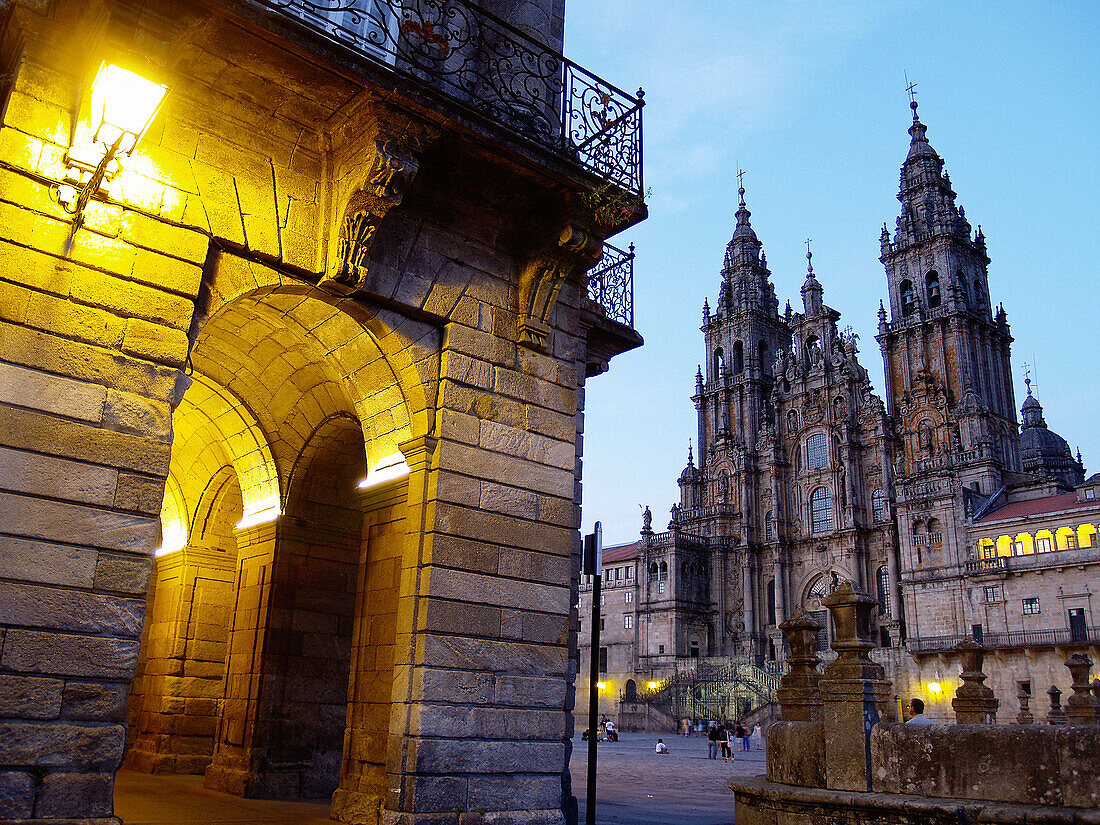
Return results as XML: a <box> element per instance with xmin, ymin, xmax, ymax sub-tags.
<box><xmin>706</xmin><ymin>721</ymin><xmax>720</xmax><ymax>760</ymax></box>
<box><xmin>735</xmin><ymin>722</ymin><xmax>748</xmax><ymax>752</ymax></box>
<box><xmin>751</xmin><ymin>723</ymin><xmax>763</xmax><ymax>750</ymax></box>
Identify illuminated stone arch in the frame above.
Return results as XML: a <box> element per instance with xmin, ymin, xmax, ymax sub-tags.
<box><xmin>1056</xmin><ymin>526</ymin><xmax>1077</xmax><ymax>550</ymax></box>
<box><xmin>1078</xmin><ymin>523</ymin><xmax>1097</xmax><ymax>548</ymax></box>
<box><xmin>995</xmin><ymin>535</ymin><xmax>1013</xmax><ymax>557</ymax></box>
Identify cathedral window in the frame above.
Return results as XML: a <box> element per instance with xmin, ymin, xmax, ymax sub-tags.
<box><xmin>764</xmin><ymin>510</ymin><xmax>775</xmax><ymax>541</ymax></box>
<box><xmin>713</xmin><ymin>348</ymin><xmax>725</xmax><ymax>379</ymax></box>
<box><xmin>733</xmin><ymin>340</ymin><xmax>744</xmax><ymax>374</ymax></box>
<box><xmin>900</xmin><ymin>280</ymin><xmax>915</xmax><ymax>315</ymax></box>
<box><xmin>767</xmin><ymin>579</ymin><xmax>776</xmax><ymax>625</ymax></box>
<box><xmin>926</xmin><ymin>270</ymin><xmax>941</xmax><ymax>308</ymax></box>
<box><xmin>649</xmin><ymin>562</ymin><xmax>659</xmax><ymax>579</ymax></box>
<box><xmin>876</xmin><ymin>566</ymin><xmax>890</xmax><ymax>618</ymax></box>
<box><xmin>871</xmin><ymin>489</ymin><xmax>886</xmax><ymax>523</ymax></box>
<box><xmin>807</xmin><ymin>433</ymin><xmax>829</xmax><ymax>470</ymax></box>
<box><xmin>659</xmin><ymin>561</ymin><xmax>668</xmax><ymax>581</ymax></box>
<box><xmin>957</xmin><ymin>270</ymin><xmax>969</xmax><ymax>303</ymax></box>
<box><xmin>810</xmin><ymin>487</ymin><xmax>833</xmax><ymax>533</ymax></box>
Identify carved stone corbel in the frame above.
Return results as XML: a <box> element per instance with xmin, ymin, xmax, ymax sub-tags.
<box><xmin>518</xmin><ymin>221</ymin><xmax>603</xmax><ymax>349</ymax></box>
<box><xmin>321</xmin><ymin>125</ymin><xmax>432</xmax><ymax>294</ymax></box>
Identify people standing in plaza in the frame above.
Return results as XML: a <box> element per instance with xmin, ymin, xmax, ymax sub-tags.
<box><xmin>604</xmin><ymin>718</ymin><xmax>617</xmax><ymax>742</ymax></box>
<box><xmin>751</xmin><ymin>723</ymin><xmax>763</xmax><ymax>750</ymax></box>
<box><xmin>706</xmin><ymin>721</ymin><xmax>720</xmax><ymax>760</ymax></box>
<box><xmin>735</xmin><ymin>722</ymin><xmax>748</xmax><ymax>751</ymax></box>
<box><xmin>718</xmin><ymin>723</ymin><xmax>733</xmax><ymax>763</ymax></box>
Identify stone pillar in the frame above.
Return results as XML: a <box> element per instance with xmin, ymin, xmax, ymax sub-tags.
<box><xmin>1046</xmin><ymin>685</ymin><xmax>1068</xmax><ymax>725</ymax></box>
<box><xmin>776</xmin><ymin>610</ymin><xmax>823</xmax><ymax>722</ymax></box>
<box><xmin>1064</xmin><ymin>654</ymin><xmax>1100</xmax><ymax>725</ymax></box>
<box><xmin>125</xmin><ymin>546</ymin><xmax>236</xmax><ymax>774</ymax></box>
<box><xmin>332</xmin><ymin>475</ymin><xmax>412</xmax><ymax>822</ymax></box>
<box><xmin>742</xmin><ymin>560</ymin><xmax>755</xmax><ymax>646</ymax></box>
<box><xmin>951</xmin><ymin>638</ymin><xmax>998</xmax><ymax>724</ymax></box>
<box><xmin>818</xmin><ymin>582</ymin><xmax>893</xmax><ymax>792</ymax></box>
<box><xmin>773</xmin><ymin>560</ymin><xmax>786</xmax><ymax>626</ymax></box>
<box><xmin>1015</xmin><ymin>688</ymin><xmax>1034</xmax><ymax>724</ymax></box>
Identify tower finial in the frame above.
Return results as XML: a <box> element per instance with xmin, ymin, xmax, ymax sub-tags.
<box><xmin>1023</xmin><ymin>362</ymin><xmax>1033</xmax><ymax>396</ymax></box>
<box><xmin>905</xmin><ymin>71</ymin><xmax>918</xmax><ymax>115</ymax></box>
<box><xmin>737</xmin><ymin>168</ymin><xmax>746</xmax><ymax>206</ymax></box>
<box><xmin>805</xmin><ymin>238</ymin><xmax>813</xmax><ymax>274</ymax></box>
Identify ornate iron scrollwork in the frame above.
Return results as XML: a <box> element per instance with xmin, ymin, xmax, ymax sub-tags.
<box><xmin>586</xmin><ymin>241</ymin><xmax>634</xmax><ymax>327</ymax></box>
<box><xmin>261</xmin><ymin>0</ymin><xmax>644</xmax><ymax>195</ymax></box>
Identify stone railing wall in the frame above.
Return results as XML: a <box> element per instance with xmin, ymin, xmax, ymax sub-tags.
<box><xmin>731</xmin><ymin>583</ymin><xmax>1100</xmax><ymax>824</ymax></box>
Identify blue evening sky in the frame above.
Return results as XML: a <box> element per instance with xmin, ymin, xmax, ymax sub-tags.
<box><xmin>565</xmin><ymin>2</ymin><xmax>1099</xmax><ymax>544</ymax></box>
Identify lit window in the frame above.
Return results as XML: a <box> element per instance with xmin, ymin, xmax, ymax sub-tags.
<box><xmin>872</xmin><ymin>489</ymin><xmax>886</xmax><ymax>523</ymax></box>
<box><xmin>626</xmin><ymin>567</ymin><xmax>633</xmax><ymax>579</ymax></box>
<box><xmin>1012</xmin><ymin>540</ymin><xmax>1026</xmax><ymax>556</ymax></box>
<box><xmin>624</xmin><ymin>615</ymin><xmax>633</xmax><ymax>630</ymax></box>
<box><xmin>600</xmin><ymin>594</ymin><xmax>605</xmax><ymax>606</ymax></box>
<box><xmin>984</xmin><ymin>586</ymin><xmax>999</xmax><ymax>603</ymax></box>
<box><xmin>625</xmin><ymin>591</ymin><xmax>633</xmax><ymax>604</ymax></box>
<box><xmin>658</xmin><ymin>582</ymin><xmax>665</xmax><ymax>594</ymax></box>
<box><xmin>811</xmin><ymin>486</ymin><xmax>833</xmax><ymax>533</ymax></box>
<box><xmin>807</xmin><ymin>433</ymin><xmax>828</xmax><ymax>470</ymax></box>
<box><xmin>1022</xmin><ymin>598</ymin><xmax>1040</xmax><ymax>615</ymax></box>
<box><xmin>1035</xmin><ymin>537</ymin><xmax>1052</xmax><ymax>553</ymax></box>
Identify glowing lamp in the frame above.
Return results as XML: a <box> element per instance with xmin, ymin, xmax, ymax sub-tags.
<box><xmin>927</xmin><ymin>682</ymin><xmax>942</xmax><ymax>695</ymax></box>
<box><xmin>58</xmin><ymin>63</ymin><xmax>167</xmax><ymax>228</ymax></box>
<box><xmin>647</xmin><ymin>681</ymin><xmax>658</xmax><ymax>690</ymax></box>
<box><xmin>90</xmin><ymin>64</ymin><xmax>168</xmax><ymax>155</ymax></box>
<box><xmin>595</xmin><ymin>681</ymin><xmax>606</xmax><ymax>690</ymax></box>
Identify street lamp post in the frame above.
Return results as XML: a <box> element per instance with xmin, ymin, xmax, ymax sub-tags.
<box><xmin>583</xmin><ymin>522</ymin><xmax>602</xmax><ymax>825</ymax></box>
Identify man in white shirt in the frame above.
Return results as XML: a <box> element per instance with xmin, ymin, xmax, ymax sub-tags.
<box><xmin>655</xmin><ymin>738</ymin><xmax>669</xmax><ymax>754</ymax></box>
<box><xmin>905</xmin><ymin>697</ymin><xmax>934</xmax><ymax>724</ymax></box>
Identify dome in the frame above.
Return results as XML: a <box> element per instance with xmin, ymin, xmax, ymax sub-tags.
<box><xmin>1019</xmin><ymin>385</ymin><xmax>1084</xmax><ymax>486</ymax></box>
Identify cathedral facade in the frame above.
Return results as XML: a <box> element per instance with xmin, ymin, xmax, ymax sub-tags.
<box><xmin>578</xmin><ymin>102</ymin><xmax>1098</xmax><ymax>721</ymax></box>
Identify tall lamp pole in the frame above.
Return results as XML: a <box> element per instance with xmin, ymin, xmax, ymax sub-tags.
<box><xmin>583</xmin><ymin>522</ymin><xmax>602</xmax><ymax>825</ymax></box>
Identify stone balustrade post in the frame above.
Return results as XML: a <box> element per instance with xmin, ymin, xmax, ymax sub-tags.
<box><xmin>1046</xmin><ymin>685</ymin><xmax>1068</xmax><ymax>725</ymax></box>
<box><xmin>951</xmin><ymin>638</ymin><xmax>998</xmax><ymax>724</ymax></box>
<box><xmin>776</xmin><ymin>609</ymin><xmax>823</xmax><ymax>722</ymax></box>
<box><xmin>1064</xmin><ymin>654</ymin><xmax>1100</xmax><ymax>725</ymax></box>
<box><xmin>1016</xmin><ymin>688</ymin><xmax>1033</xmax><ymax>724</ymax></box>
<box><xmin>818</xmin><ymin>582</ymin><xmax>893</xmax><ymax>792</ymax></box>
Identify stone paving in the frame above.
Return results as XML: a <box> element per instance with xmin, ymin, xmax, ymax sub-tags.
<box><xmin>113</xmin><ymin>731</ymin><xmax>760</xmax><ymax>825</ymax></box>
<box><xmin>569</xmin><ymin>731</ymin><xmax>763</xmax><ymax>824</ymax></box>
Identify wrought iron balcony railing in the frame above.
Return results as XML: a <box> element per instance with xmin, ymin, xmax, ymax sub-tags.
<box><xmin>910</xmin><ymin>625</ymin><xmax>1100</xmax><ymax>653</ymax></box>
<box><xmin>260</xmin><ymin>0</ymin><xmax>644</xmax><ymax>194</ymax></box>
<box><xmin>587</xmin><ymin>241</ymin><xmax>634</xmax><ymax>327</ymax></box>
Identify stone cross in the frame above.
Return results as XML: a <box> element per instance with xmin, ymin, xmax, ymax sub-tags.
<box><xmin>951</xmin><ymin>638</ymin><xmax>998</xmax><ymax>724</ymax></box>
<box><xmin>1064</xmin><ymin>654</ymin><xmax>1100</xmax><ymax>725</ymax></box>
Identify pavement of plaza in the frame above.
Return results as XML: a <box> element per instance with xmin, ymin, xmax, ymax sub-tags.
<box><xmin>113</xmin><ymin>731</ymin><xmax>761</xmax><ymax>825</ymax></box>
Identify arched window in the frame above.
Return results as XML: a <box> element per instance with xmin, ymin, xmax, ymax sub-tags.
<box><xmin>973</xmin><ymin>279</ymin><xmax>983</xmax><ymax>304</ymax></box>
<box><xmin>758</xmin><ymin>340</ymin><xmax>769</xmax><ymax>375</ymax></box>
<box><xmin>926</xmin><ymin>270</ymin><xmax>941</xmax><ymax>308</ymax></box>
<box><xmin>900</xmin><ymin>279</ymin><xmax>915</xmax><ymax>315</ymax></box>
<box><xmin>681</xmin><ymin>562</ymin><xmax>689</xmax><ymax>576</ymax></box>
<box><xmin>649</xmin><ymin>561</ymin><xmax>659</xmax><ymax>578</ymax></box>
<box><xmin>871</xmin><ymin>489</ymin><xmax>886</xmax><ymax>523</ymax></box>
<box><xmin>876</xmin><ymin>566</ymin><xmax>891</xmax><ymax>618</ymax></box>
<box><xmin>764</xmin><ymin>510</ymin><xmax>775</xmax><ymax>541</ymax></box>
<box><xmin>810</xmin><ymin>487</ymin><xmax>833</xmax><ymax>533</ymax></box>
<box><xmin>624</xmin><ymin>679</ymin><xmax>638</xmax><ymax>701</ymax></box>
<box><xmin>767</xmin><ymin>579</ymin><xmax>776</xmax><ymax>626</ymax></box>
<box><xmin>713</xmin><ymin>347</ymin><xmax>725</xmax><ymax>379</ymax></box>
<box><xmin>927</xmin><ymin>518</ymin><xmax>943</xmax><ymax>549</ymax></box>
<box><xmin>659</xmin><ymin>561</ymin><xmax>668</xmax><ymax>581</ymax></box>
<box><xmin>957</xmin><ymin>269</ymin><xmax>968</xmax><ymax>303</ymax></box>
<box><xmin>733</xmin><ymin>340</ymin><xmax>744</xmax><ymax>374</ymax></box>
<box><xmin>807</xmin><ymin>433</ymin><xmax>828</xmax><ymax>470</ymax></box>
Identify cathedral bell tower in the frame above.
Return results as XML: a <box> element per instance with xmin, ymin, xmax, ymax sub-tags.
<box><xmin>877</xmin><ymin>101</ymin><xmax>1019</xmax><ymax>493</ymax></box>
<box><xmin>691</xmin><ymin>181</ymin><xmax>789</xmax><ymax>538</ymax></box>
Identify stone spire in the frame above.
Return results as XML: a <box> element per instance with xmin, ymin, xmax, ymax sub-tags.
<box><xmin>801</xmin><ymin>240</ymin><xmax>823</xmax><ymax>315</ymax></box>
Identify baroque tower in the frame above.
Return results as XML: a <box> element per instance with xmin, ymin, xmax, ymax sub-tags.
<box><xmin>877</xmin><ymin>101</ymin><xmax>1020</xmax><ymax>643</ymax></box>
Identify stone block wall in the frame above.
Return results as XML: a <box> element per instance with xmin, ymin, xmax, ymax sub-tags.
<box><xmin>0</xmin><ymin>1</ymin><xmax>640</xmax><ymax>822</ymax></box>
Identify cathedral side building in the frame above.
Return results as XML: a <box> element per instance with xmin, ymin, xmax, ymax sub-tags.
<box><xmin>578</xmin><ymin>102</ymin><xmax>1099</xmax><ymax>723</ymax></box>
